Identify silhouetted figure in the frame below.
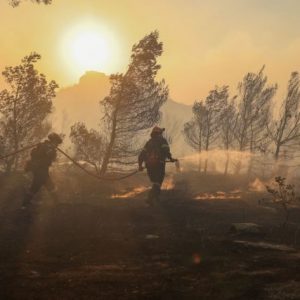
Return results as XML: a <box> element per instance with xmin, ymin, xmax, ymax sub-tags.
<box><xmin>22</xmin><ymin>133</ymin><xmax>63</xmax><ymax>208</ymax></box>
<box><xmin>138</xmin><ymin>126</ymin><xmax>175</xmax><ymax>205</ymax></box>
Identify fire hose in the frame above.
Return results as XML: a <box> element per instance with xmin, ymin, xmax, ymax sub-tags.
<box><xmin>56</xmin><ymin>147</ymin><xmax>140</xmax><ymax>181</ymax></box>
<box><xmin>0</xmin><ymin>143</ymin><xmax>40</xmax><ymax>161</ymax></box>
<box><xmin>57</xmin><ymin>148</ymin><xmax>180</xmax><ymax>180</ymax></box>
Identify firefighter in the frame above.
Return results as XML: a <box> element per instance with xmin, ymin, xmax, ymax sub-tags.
<box><xmin>138</xmin><ymin>126</ymin><xmax>176</xmax><ymax>205</ymax></box>
<box><xmin>22</xmin><ymin>133</ymin><xmax>63</xmax><ymax>208</ymax></box>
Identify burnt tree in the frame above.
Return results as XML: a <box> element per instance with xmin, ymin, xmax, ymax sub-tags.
<box><xmin>234</xmin><ymin>67</ymin><xmax>277</xmax><ymax>152</ymax></box>
<box><xmin>267</xmin><ymin>72</ymin><xmax>300</xmax><ymax>160</ymax></box>
<box><xmin>183</xmin><ymin>101</ymin><xmax>206</xmax><ymax>172</ymax></box>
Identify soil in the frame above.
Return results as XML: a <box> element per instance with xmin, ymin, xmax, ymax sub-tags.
<box><xmin>1</xmin><ymin>170</ymin><xmax>300</xmax><ymax>300</ymax></box>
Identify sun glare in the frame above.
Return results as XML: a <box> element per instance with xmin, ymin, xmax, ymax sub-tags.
<box><xmin>71</xmin><ymin>32</ymin><xmax>109</xmax><ymax>71</ymax></box>
<box><xmin>60</xmin><ymin>22</ymin><xmax>121</xmax><ymax>80</ymax></box>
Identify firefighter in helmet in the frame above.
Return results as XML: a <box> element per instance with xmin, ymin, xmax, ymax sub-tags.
<box><xmin>138</xmin><ymin>126</ymin><xmax>176</xmax><ymax>205</ymax></box>
<box><xmin>22</xmin><ymin>133</ymin><xmax>63</xmax><ymax>208</ymax></box>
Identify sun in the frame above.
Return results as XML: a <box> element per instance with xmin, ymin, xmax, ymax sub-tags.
<box><xmin>60</xmin><ymin>22</ymin><xmax>121</xmax><ymax>79</ymax></box>
<box><xmin>71</xmin><ymin>31</ymin><xmax>109</xmax><ymax>72</ymax></box>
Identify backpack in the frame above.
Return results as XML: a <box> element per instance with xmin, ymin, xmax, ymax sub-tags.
<box><xmin>145</xmin><ymin>140</ymin><xmax>161</xmax><ymax>167</ymax></box>
<box><xmin>25</xmin><ymin>142</ymin><xmax>54</xmax><ymax>172</ymax></box>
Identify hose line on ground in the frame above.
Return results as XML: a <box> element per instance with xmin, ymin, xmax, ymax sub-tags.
<box><xmin>0</xmin><ymin>143</ymin><xmax>39</xmax><ymax>161</ymax></box>
<box><xmin>56</xmin><ymin>147</ymin><xmax>139</xmax><ymax>181</ymax></box>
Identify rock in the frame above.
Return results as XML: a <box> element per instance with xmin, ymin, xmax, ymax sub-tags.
<box><xmin>145</xmin><ymin>234</ymin><xmax>160</xmax><ymax>240</ymax></box>
<box><xmin>234</xmin><ymin>240</ymin><xmax>296</xmax><ymax>252</ymax></box>
<box><xmin>29</xmin><ymin>270</ymin><xmax>40</xmax><ymax>278</ymax></box>
<box><xmin>230</xmin><ymin>223</ymin><xmax>263</xmax><ymax>235</ymax></box>
<box><xmin>266</xmin><ymin>281</ymin><xmax>300</xmax><ymax>300</ymax></box>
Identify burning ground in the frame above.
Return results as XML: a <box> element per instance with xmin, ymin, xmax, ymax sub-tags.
<box><xmin>1</xmin><ymin>170</ymin><xmax>300</xmax><ymax>299</ymax></box>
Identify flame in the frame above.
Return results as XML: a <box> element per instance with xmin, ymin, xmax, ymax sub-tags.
<box><xmin>249</xmin><ymin>178</ymin><xmax>269</xmax><ymax>192</ymax></box>
<box><xmin>162</xmin><ymin>175</ymin><xmax>175</xmax><ymax>190</ymax></box>
<box><xmin>111</xmin><ymin>176</ymin><xmax>175</xmax><ymax>199</ymax></box>
<box><xmin>194</xmin><ymin>190</ymin><xmax>241</xmax><ymax>200</ymax></box>
<box><xmin>111</xmin><ymin>186</ymin><xmax>149</xmax><ymax>199</ymax></box>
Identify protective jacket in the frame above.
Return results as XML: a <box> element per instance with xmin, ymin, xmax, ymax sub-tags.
<box><xmin>138</xmin><ymin>136</ymin><xmax>172</xmax><ymax>168</ymax></box>
<box><xmin>25</xmin><ymin>140</ymin><xmax>57</xmax><ymax>172</ymax></box>
<box><xmin>22</xmin><ymin>136</ymin><xmax>62</xmax><ymax>208</ymax></box>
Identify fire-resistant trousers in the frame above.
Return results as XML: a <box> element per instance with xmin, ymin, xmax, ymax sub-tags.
<box><xmin>146</xmin><ymin>163</ymin><xmax>166</xmax><ymax>198</ymax></box>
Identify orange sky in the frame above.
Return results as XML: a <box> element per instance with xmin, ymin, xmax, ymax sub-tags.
<box><xmin>1</xmin><ymin>0</ymin><xmax>300</xmax><ymax>103</ymax></box>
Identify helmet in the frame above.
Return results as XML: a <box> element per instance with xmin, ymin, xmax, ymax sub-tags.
<box><xmin>151</xmin><ymin>126</ymin><xmax>165</xmax><ymax>135</ymax></box>
<box><xmin>48</xmin><ymin>132</ymin><xmax>63</xmax><ymax>145</ymax></box>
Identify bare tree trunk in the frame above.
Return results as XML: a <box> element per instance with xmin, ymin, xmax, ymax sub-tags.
<box><xmin>247</xmin><ymin>156</ymin><xmax>254</xmax><ymax>178</ymax></box>
<box><xmin>198</xmin><ymin>127</ymin><xmax>202</xmax><ymax>173</ymax></box>
<box><xmin>250</xmin><ymin>124</ymin><xmax>254</xmax><ymax>153</ymax></box>
<box><xmin>12</xmin><ymin>96</ymin><xmax>19</xmax><ymax>171</ymax></box>
<box><xmin>274</xmin><ymin>114</ymin><xmax>288</xmax><ymax>160</ymax></box>
<box><xmin>198</xmin><ymin>155</ymin><xmax>202</xmax><ymax>173</ymax></box>
<box><xmin>224</xmin><ymin>151</ymin><xmax>230</xmax><ymax>176</ymax></box>
<box><xmin>100</xmin><ymin>104</ymin><xmax>119</xmax><ymax>175</ymax></box>
<box><xmin>234</xmin><ymin>153</ymin><xmax>242</xmax><ymax>175</ymax></box>
<box><xmin>239</xmin><ymin>121</ymin><xmax>247</xmax><ymax>151</ymax></box>
<box><xmin>275</xmin><ymin>143</ymin><xmax>281</xmax><ymax>160</ymax></box>
<box><xmin>204</xmin><ymin>157</ymin><xmax>208</xmax><ymax>174</ymax></box>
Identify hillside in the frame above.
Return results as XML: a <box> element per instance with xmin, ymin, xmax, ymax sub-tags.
<box><xmin>160</xmin><ymin>99</ymin><xmax>193</xmax><ymax>157</ymax></box>
<box><xmin>52</xmin><ymin>71</ymin><xmax>110</xmax><ymax>134</ymax></box>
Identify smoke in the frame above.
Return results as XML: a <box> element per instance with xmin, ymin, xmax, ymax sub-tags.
<box><xmin>248</xmin><ymin>178</ymin><xmax>269</xmax><ymax>193</ymax></box>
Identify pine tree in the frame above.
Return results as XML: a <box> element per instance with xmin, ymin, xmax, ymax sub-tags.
<box><xmin>99</xmin><ymin>31</ymin><xmax>168</xmax><ymax>174</ymax></box>
<box><xmin>0</xmin><ymin>53</ymin><xmax>58</xmax><ymax>171</ymax></box>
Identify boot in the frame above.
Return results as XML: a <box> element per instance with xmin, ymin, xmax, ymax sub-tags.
<box><xmin>152</xmin><ymin>184</ymin><xmax>161</xmax><ymax>204</ymax></box>
<box><xmin>146</xmin><ymin>190</ymin><xmax>153</xmax><ymax>206</ymax></box>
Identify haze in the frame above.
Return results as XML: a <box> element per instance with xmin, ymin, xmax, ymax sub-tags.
<box><xmin>1</xmin><ymin>0</ymin><xmax>300</xmax><ymax>103</ymax></box>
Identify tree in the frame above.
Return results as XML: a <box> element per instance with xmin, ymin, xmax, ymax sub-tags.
<box><xmin>267</xmin><ymin>72</ymin><xmax>300</xmax><ymax>160</ymax></box>
<box><xmin>183</xmin><ymin>86</ymin><xmax>229</xmax><ymax>172</ymax></box>
<box><xmin>234</xmin><ymin>67</ymin><xmax>277</xmax><ymax>151</ymax></box>
<box><xmin>219</xmin><ymin>96</ymin><xmax>237</xmax><ymax>175</ymax></box>
<box><xmin>99</xmin><ymin>31</ymin><xmax>168</xmax><ymax>174</ymax></box>
<box><xmin>70</xmin><ymin>122</ymin><xmax>105</xmax><ymax>174</ymax></box>
<box><xmin>0</xmin><ymin>53</ymin><xmax>58</xmax><ymax>171</ymax></box>
<box><xmin>183</xmin><ymin>101</ymin><xmax>206</xmax><ymax>171</ymax></box>
<box><xmin>220</xmin><ymin>98</ymin><xmax>237</xmax><ymax>151</ymax></box>
<box><xmin>203</xmin><ymin>86</ymin><xmax>229</xmax><ymax>151</ymax></box>
<box><xmin>0</xmin><ymin>134</ymin><xmax>5</xmax><ymax>171</ymax></box>
<box><xmin>196</xmin><ymin>86</ymin><xmax>229</xmax><ymax>172</ymax></box>
<box><xmin>9</xmin><ymin>0</ymin><xmax>51</xmax><ymax>7</ymax></box>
